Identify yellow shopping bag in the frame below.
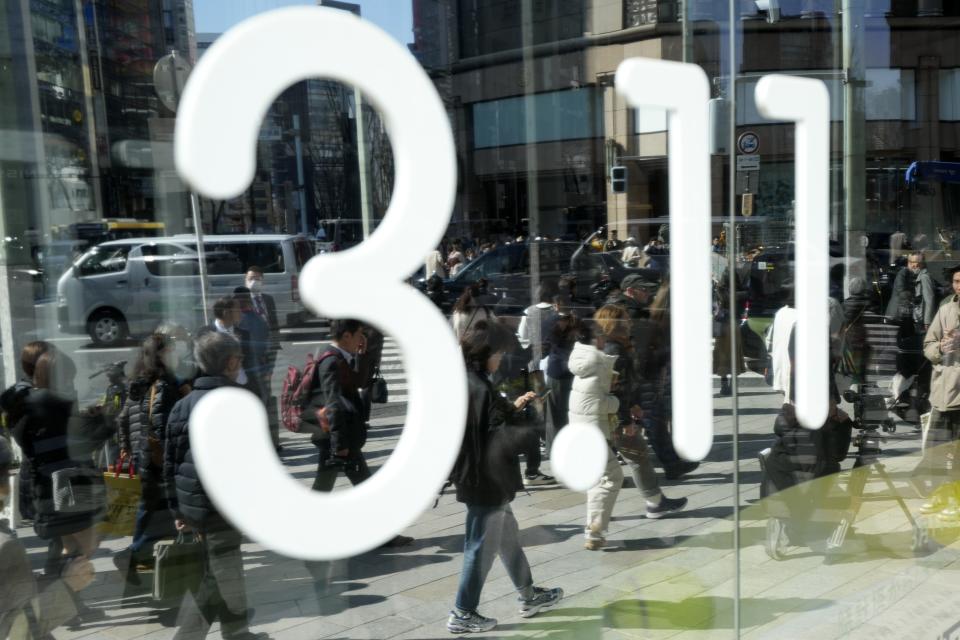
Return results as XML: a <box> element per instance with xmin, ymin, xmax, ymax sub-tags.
<box><xmin>98</xmin><ymin>458</ymin><xmax>141</xmax><ymax>538</ymax></box>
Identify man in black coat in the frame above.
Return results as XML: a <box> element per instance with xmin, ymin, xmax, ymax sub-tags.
<box><xmin>244</xmin><ymin>267</ymin><xmax>281</xmax><ymax>448</ymax></box>
<box><xmin>196</xmin><ymin>296</ymin><xmax>263</xmax><ymax>402</ymax></box>
<box><xmin>300</xmin><ymin>319</ymin><xmax>412</xmax><ymax>547</ymax></box>
<box><xmin>163</xmin><ymin>331</ymin><xmax>270</xmax><ymax>640</ymax></box>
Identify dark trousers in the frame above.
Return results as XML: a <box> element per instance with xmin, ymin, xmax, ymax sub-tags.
<box><xmin>173</xmin><ymin>527</ymin><xmax>251</xmax><ymax>640</ymax></box>
<box><xmin>544</xmin><ymin>376</ymin><xmax>572</xmax><ymax>455</ymax></box>
<box><xmin>312</xmin><ymin>444</ymin><xmax>372</xmax><ymax>492</ymax></box>
<box><xmin>129</xmin><ymin>497</ymin><xmax>175</xmax><ymax>562</ymax></box>
<box><xmin>455</xmin><ymin>503</ymin><xmax>533</xmax><ymax>613</ymax></box>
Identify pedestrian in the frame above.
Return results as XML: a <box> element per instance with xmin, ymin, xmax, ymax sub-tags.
<box><xmin>12</xmin><ymin>348</ymin><xmax>113</xmax><ymax>621</ymax></box>
<box><xmin>517</xmin><ymin>279</ymin><xmax>560</xmax><ymax>372</ymax></box>
<box><xmin>301</xmin><ymin>318</ymin><xmax>413</xmax><ymax>547</ymax></box>
<box><xmin>0</xmin><ymin>437</ymin><xmax>96</xmax><ymax>639</ymax></box>
<box><xmin>713</xmin><ymin>268</ymin><xmax>745</xmax><ymax>396</ymax></box>
<box><xmin>836</xmin><ymin>277</ymin><xmax>872</xmax><ymax>385</ymax></box>
<box><xmin>452</xmin><ymin>284</ymin><xmax>496</xmax><ymax>340</ymax></box>
<box><xmin>244</xmin><ymin>267</ymin><xmax>281</xmax><ymax>447</ymax></box>
<box><xmin>886</xmin><ymin>251</ymin><xmax>936</xmax><ymax>410</ymax></box>
<box><xmin>621</xmin><ymin>237</ymin><xmax>646</xmax><ymax>266</ymax></box>
<box><xmin>543</xmin><ymin>313</ymin><xmax>581</xmax><ymax>454</ymax></box>
<box><xmin>640</xmin><ymin>279</ymin><xmax>698</xmax><ymax>480</ymax></box>
<box><xmin>603</xmin><ymin>230</ymin><xmax>621</xmax><ymax>252</ymax></box>
<box><xmin>196</xmin><ymin>297</ymin><xmax>256</xmax><ymax>397</ymax></box>
<box><xmin>447</xmin><ymin>319</ymin><xmax>563</xmax><ymax>634</ymax></box>
<box><xmin>0</xmin><ymin>341</ymin><xmax>52</xmax><ymax>522</ymax></box>
<box><xmin>425</xmin><ymin>249</ymin><xmax>447</xmax><ymax>279</ymax></box>
<box><xmin>162</xmin><ymin>331</ymin><xmax>271</xmax><ymax>640</ymax></box>
<box><xmin>113</xmin><ymin>331</ymin><xmax>187</xmax><ymax>585</ymax></box>
<box><xmin>571</xmin><ymin>305</ymin><xmax>686</xmax><ymax>551</ymax></box>
<box><xmin>918</xmin><ymin>269</ymin><xmax>960</xmax><ymax>514</ymax></box>
<box><xmin>233</xmin><ymin>288</ymin><xmax>271</xmax><ymax>400</ymax></box>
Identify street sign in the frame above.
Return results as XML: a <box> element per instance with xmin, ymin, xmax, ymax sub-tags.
<box><xmin>737</xmin><ymin>131</ymin><xmax>760</xmax><ymax>154</ymax></box>
<box><xmin>736</xmin><ymin>154</ymin><xmax>760</xmax><ymax>171</ymax></box>
<box><xmin>154</xmin><ymin>51</ymin><xmax>193</xmax><ymax>112</ymax></box>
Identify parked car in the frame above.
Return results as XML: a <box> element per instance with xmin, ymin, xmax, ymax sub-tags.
<box><xmin>417</xmin><ymin>239</ymin><xmax>662</xmax><ymax>316</ymax></box>
<box><xmin>57</xmin><ymin>234</ymin><xmax>314</xmax><ymax>345</ymax></box>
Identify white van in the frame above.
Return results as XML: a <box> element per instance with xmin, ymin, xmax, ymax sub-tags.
<box><xmin>57</xmin><ymin>234</ymin><xmax>314</xmax><ymax>345</ymax></box>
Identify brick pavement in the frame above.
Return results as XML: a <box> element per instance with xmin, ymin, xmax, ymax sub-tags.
<box><xmin>20</xmin><ymin>375</ymin><xmax>960</xmax><ymax>639</ymax></box>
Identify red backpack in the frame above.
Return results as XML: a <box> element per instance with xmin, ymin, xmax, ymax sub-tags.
<box><xmin>280</xmin><ymin>351</ymin><xmax>340</xmax><ymax>433</ymax></box>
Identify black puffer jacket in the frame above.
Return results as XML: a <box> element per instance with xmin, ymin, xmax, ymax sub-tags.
<box><xmin>13</xmin><ymin>389</ymin><xmax>114</xmax><ymax>539</ymax></box>
<box><xmin>118</xmin><ymin>375</ymin><xmax>180</xmax><ymax>492</ymax></box>
<box><xmin>451</xmin><ymin>369</ymin><xmax>533</xmax><ymax>506</ymax></box>
<box><xmin>163</xmin><ymin>376</ymin><xmax>237</xmax><ymax>530</ymax></box>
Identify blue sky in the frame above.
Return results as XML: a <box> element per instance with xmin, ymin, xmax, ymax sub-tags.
<box><xmin>194</xmin><ymin>0</ymin><xmax>414</xmax><ymax>45</ymax></box>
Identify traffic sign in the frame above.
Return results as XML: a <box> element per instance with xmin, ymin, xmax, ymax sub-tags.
<box><xmin>736</xmin><ymin>154</ymin><xmax>760</xmax><ymax>171</ymax></box>
<box><xmin>737</xmin><ymin>131</ymin><xmax>760</xmax><ymax>154</ymax></box>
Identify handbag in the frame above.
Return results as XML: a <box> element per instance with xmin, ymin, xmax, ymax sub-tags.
<box><xmin>98</xmin><ymin>457</ymin><xmax>141</xmax><ymax>537</ymax></box>
<box><xmin>369</xmin><ymin>367</ymin><xmax>388</xmax><ymax>404</ymax></box>
<box><xmin>153</xmin><ymin>531</ymin><xmax>204</xmax><ymax>601</ymax></box>
<box><xmin>611</xmin><ymin>414</ymin><xmax>648</xmax><ymax>463</ymax></box>
<box><xmin>51</xmin><ymin>465</ymin><xmax>106</xmax><ymax>514</ymax></box>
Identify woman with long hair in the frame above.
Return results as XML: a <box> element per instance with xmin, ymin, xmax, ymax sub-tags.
<box><xmin>452</xmin><ymin>282</ymin><xmax>496</xmax><ymax>340</ymax></box>
<box><xmin>447</xmin><ymin>319</ymin><xmax>563</xmax><ymax>633</ymax></box>
<box><xmin>640</xmin><ymin>279</ymin><xmax>698</xmax><ymax>479</ymax></box>
<box><xmin>113</xmin><ymin>330</ymin><xmax>190</xmax><ymax>583</ymax></box>
<box><xmin>571</xmin><ymin>305</ymin><xmax>686</xmax><ymax>551</ymax></box>
<box><xmin>13</xmin><ymin>348</ymin><xmax>113</xmax><ymax>566</ymax></box>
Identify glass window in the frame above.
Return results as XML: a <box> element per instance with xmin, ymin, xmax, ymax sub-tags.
<box><xmin>203</xmin><ymin>241</ymin><xmax>285</xmax><ymax>273</ymax></box>
<box><xmin>472</xmin><ymin>88</ymin><xmax>601</xmax><ymax>148</ymax></box>
<box><xmin>76</xmin><ymin>244</ymin><xmax>131</xmax><ymax>276</ymax></box>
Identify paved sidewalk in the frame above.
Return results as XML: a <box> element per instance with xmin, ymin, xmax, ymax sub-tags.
<box><xmin>23</xmin><ymin>366</ymin><xmax>960</xmax><ymax>639</ymax></box>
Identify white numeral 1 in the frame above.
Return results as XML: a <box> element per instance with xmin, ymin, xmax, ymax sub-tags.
<box><xmin>755</xmin><ymin>75</ymin><xmax>830</xmax><ymax>429</ymax></box>
<box><xmin>616</xmin><ymin>59</ymin><xmax>713</xmax><ymax>461</ymax></box>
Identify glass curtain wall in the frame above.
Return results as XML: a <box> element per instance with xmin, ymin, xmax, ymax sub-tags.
<box><xmin>0</xmin><ymin>0</ymin><xmax>958</xmax><ymax>638</ymax></box>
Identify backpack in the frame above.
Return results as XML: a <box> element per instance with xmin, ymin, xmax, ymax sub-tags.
<box><xmin>280</xmin><ymin>351</ymin><xmax>340</xmax><ymax>433</ymax></box>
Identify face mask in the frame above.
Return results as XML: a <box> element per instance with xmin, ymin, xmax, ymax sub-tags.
<box><xmin>174</xmin><ymin>341</ymin><xmax>190</xmax><ymax>361</ymax></box>
<box><xmin>246</xmin><ymin>279</ymin><xmax>262</xmax><ymax>292</ymax></box>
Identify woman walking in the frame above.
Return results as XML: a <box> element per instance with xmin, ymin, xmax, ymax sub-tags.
<box><xmin>113</xmin><ymin>331</ymin><xmax>189</xmax><ymax>584</ymax></box>
<box><xmin>571</xmin><ymin>305</ymin><xmax>686</xmax><ymax>551</ymax></box>
<box><xmin>447</xmin><ymin>319</ymin><xmax>563</xmax><ymax>634</ymax></box>
<box><xmin>13</xmin><ymin>347</ymin><xmax>113</xmax><ymax>613</ymax></box>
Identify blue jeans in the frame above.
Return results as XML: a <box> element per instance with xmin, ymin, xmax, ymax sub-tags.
<box><xmin>455</xmin><ymin>503</ymin><xmax>534</xmax><ymax>613</ymax></box>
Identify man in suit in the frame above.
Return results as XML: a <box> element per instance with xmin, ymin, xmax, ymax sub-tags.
<box><xmin>196</xmin><ymin>297</ymin><xmax>262</xmax><ymax>402</ymax></box>
<box><xmin>244</xmin><ymin>267</ymin><xmax>282</xmax><ymax>449</ymax></box>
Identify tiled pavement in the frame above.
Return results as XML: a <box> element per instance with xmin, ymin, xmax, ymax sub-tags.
<box><xmin>23</xmin><ymin>349</ymin><xmax>960</xmax><ymax>639</ymax></box>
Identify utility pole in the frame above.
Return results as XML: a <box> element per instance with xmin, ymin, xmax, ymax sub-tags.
<box><xmin>843</xmin><ymin>0</ymin><xmax>867</xmax><ymax>293</ymax></box>
<box><xmin>292</xmin><ymin>114</ymin><xmax>308</xmax><ymax>236</ymax></box>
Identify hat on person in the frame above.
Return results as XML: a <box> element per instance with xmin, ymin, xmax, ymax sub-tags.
<box><xmin>621</xmin><ymin>272</ymin><xmax>659</xmax><ymax>291</ymax></box>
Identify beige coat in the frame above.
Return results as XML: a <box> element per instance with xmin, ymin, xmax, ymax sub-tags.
<box><xmin>923</xmin><ymin>296</ymin><xmax>960</xmax><ymax>411</ymax></box>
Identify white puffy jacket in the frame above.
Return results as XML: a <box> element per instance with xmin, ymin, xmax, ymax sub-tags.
<box><xmin>567</xmin><ymin>341</ymin><xmax>620</xmax><ymax>437</ymax></box>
